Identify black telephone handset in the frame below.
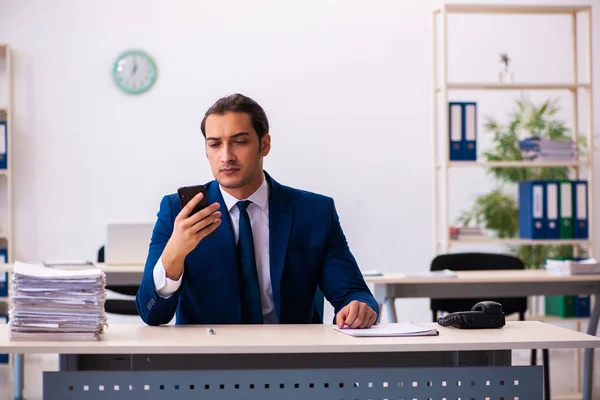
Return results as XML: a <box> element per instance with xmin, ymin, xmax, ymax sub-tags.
<box><xmin>437</xmin><ymin>301</ymin><xmax>506</xmax><ymax>329</ymax></box>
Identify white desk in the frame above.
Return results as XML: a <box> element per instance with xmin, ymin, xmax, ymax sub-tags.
<box><xmin>1</xmin><ymin>322</ymin><xmax>599</xmax><ymax>400</ymax></box>
<box><xmin>3</xmin><ymin>264</ymin><xmax>600</xmax><ymax>398</ymax></box>
<box><xmin>364</xmin><ymin>270</ymin><xmax>600</xmax><ymax>400</ymax></box>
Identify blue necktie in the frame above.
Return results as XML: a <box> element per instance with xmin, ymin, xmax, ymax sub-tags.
<box><xmin>236</xmin><ymin>200</ymin><xmax>263</xmax><ymax>324</ymax></box>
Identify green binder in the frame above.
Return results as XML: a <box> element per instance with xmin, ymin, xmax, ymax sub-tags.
<box><xmin>545</xmin><ymin>295</ymin><xmax>576</xmax><ymax>317</ymax></box>
<box><xmin>558</xmin><ymin>181</ymin><xmax>573</xmax><ymax>239</ymax></box>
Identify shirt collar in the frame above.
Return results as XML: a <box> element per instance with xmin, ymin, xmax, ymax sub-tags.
<box><xmin>219</xmin><ymin>173</ymin><xmax>269</xmax><ymax>213</ymax></box>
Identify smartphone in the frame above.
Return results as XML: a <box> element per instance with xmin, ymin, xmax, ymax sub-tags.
<box><xmin>177</xmin><ymin>185</ymin><xmax>209</xmax><ymax>216</ymax></box>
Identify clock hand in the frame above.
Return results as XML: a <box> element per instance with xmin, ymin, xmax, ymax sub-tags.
<box><xmin>132</xmin><ymin>57</ymin><xmax>138</xmax><ymax>75</ymax></box>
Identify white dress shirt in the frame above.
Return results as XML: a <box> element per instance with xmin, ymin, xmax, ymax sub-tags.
<box><xmin>153</xmin><ymin>175</ymin><xmax>277</xmax><ymax>323</ymax></box>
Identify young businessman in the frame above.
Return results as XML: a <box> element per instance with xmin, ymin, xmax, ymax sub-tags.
<box><xmin>136</xmin><ymin>93</ymin><xmax>379</xmax><ymax>328</ymax></box>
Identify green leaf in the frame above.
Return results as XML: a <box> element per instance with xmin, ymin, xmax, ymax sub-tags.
<box><xmin>457</xmin><ymin>95</ymin><xmax>592</xmax><ymax>269</ymax></box>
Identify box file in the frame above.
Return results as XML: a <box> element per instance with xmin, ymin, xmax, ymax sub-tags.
<box><xmin>575</xmin><ymin>295</ymin><xmax>591</xmax><ymax>317</ymax></box>
<box><xmin>0</xmin><ymin>314</ymin><xmax>7</xmax><ymax>364</ymax></box>
<box><xmin>558</xmin><ymin>181</ymin><xmax>574</xmax><ymax>239</ymax></box>
<box><xmin>545</xmin><ymin>181</ymin><xmax>559</xmax><ymax>239</ymax></box>
<box><xmin>0</xmin><ymin>247</ymin><xmax>7</xmax><ymax>298</ymax></box>
<box><xmin>518</xmin><ymin>180</ymin><xmax>546</xmax><ymax>239</ymax></box>
<box><xmin>0</xmin><ymin>120</ymin><xmax>6</xmax><ymax>169</ymax></box>
<box><xmin>572</xmin><ymin>180</ymin><xmax>588</xmax><ymax>239</ymax></box>
<box><xmin>545</xmin><ymin>295</ymin><xmax>576</xmax><ymax>317</ymax></box>
<box><xmin>449</xmin><ymin>102</ymin><xmax>463</xmax><ymax>160</ymax></box>
<box><xmin>463</xmin><ymin>102</ymin><xmax>477</xmax><ymax>160</ymax></box>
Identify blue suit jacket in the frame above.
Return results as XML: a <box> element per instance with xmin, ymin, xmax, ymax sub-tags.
<box><xmin>136</xmin><ymin>172</ymin><xmax>379</xmax><ymax>325</ymax></box>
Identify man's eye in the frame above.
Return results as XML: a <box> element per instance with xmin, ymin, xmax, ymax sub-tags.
<box><xmin>209</xmin><ymin>143</ymin><xmax>219</xmax><ymax>148</ymax></box>
<box><xmin>235</xmin><ymin>140</ymin><xmax>247</xmax><ymax>144</ymax></box>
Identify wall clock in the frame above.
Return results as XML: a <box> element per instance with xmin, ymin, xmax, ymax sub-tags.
<box><xmin>112</xmin><ymin>49</ymin><xmax>157</xmax><ymax>94</ymax></box>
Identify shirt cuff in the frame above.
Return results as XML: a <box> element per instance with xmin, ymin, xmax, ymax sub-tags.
<box><xmin>153</xmin><ymin>255</ymin><xmax>183</xmax><ymax>299</ymax></box>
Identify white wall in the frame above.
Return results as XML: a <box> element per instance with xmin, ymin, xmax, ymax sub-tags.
<box><xmin>0</xmin><ymin>0</ymin><xmax>598</xmax><ymax>323</ymax></box>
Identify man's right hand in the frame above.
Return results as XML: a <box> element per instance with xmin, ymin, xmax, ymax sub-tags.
<box><xmin>162</xmin><ymin>192</ymin><xmax>221</xmax><ymax>280</ymax></box>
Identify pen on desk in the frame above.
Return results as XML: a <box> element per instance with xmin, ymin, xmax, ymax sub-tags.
<box><xmin>206</xmin><ymin>328</ymin><xmax>215</xmax><ymax>335</ymax></box>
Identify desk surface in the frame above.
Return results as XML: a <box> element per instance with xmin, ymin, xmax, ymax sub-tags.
<box><xmin>364</xmin><ymin>269</ymin><xmax>600</xmax><ymax>284</ymax></box>
<box><xmin>0</xmin><ymin>263</ymin><xmax>144</xmax><ymax>274</ymax></box>
<box><xmin>3</xmin><ymin>264</ymin><xmax>599</xmax><ymax>283</ymax></box>
<box><xmin>1</xmin><ymin>322</ymin><xmax>599</xmax><ymax>355</ymax></box>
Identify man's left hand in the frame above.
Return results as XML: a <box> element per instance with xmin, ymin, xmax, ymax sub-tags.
<box><xmin>336</xmin><ymin>300</ymin><xmax>377</xmax><ymax>329</ymax></box>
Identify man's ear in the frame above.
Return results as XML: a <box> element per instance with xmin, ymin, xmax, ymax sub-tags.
<box><xmin>261</xmin><ymin>133</ymin><xmax>271</xmax><ymax>156</ymax></box>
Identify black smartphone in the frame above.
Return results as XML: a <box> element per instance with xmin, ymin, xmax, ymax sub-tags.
<box><xmin>177</xmin><ymin>185</ymin><xmax>209</xmax><ymax>216</ymax></box>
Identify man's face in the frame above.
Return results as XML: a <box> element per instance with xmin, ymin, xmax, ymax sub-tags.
<box><xmin>204</xmin><ymin>112</ymin><xmax>270</xmax><ymax>192</ymax></box>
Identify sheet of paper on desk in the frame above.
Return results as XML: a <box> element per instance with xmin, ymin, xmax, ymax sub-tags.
<box><xmin>334</xmin><ymin>323</ymin><xmax>439</xmax><ymax>337</ymax></box>
<box><xmin>396</xmin><ymin>269</ymin><xmax>457</xmax><ymax>278</ymax></box>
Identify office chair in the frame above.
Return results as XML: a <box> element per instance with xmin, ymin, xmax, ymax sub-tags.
<box><xmin>99</xmin><ymin>246</ymin><xmax>140</xmax><ymax>316</ymax></box>
<box><xmin>430</xmin><ymin>252</ymin><xmax>550</xmax><ymax>400</ymax></box>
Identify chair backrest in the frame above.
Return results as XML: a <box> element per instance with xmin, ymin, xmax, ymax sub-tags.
<box><xmin>430</xmin><ymin>252</ymin><xmax>527</xmax><ymax>317</ymax></box>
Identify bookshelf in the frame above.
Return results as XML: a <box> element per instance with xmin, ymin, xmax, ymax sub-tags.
<box><xmin>432</xmin><ymin>3</ymin><xmax>594</xmax><ymax>256</ymax></box>
<box><xmin>0</xmin><ymin>44</ymin><xmax>13</xmax><ymax>368</ymax></box>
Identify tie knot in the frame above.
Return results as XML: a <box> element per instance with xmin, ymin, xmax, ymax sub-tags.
<box><xmin>237</xmin><ymin>200</ymin><xmax>252</xmax><ymax>213</ymax></box>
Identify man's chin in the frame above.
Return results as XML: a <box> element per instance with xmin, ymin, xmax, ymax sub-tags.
<box><xmin>217</xmin><ymin>175</ymin><xmax>245</xmax><ymax>189</ymax></box>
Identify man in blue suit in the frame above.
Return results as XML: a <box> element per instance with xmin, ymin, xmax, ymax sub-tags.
<box><xmin>136</xmin><ymin>93</ymin><xmax>379</xmax><ymax>328</ymax></box>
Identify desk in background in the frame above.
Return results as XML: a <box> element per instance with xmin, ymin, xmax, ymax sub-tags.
<box><xmin>1</xmin><ymin>322</ymin><xmax>599</xmax><ymax>400</ymax></box>
<box><xmin>364</xmin><ymin>270</ymin><xmax>600</xmax><ymax>400</ymax></box>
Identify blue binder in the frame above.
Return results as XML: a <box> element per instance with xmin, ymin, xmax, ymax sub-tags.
<box><xmin>0</xmin><ymin>120</ymin><xmax>6</xmax><ymax>169</ymax></box>
<box><xmin>519</xmin><ymin>180</ymin><xmax>546</xmax><ymax>239</ymax></box>
<box><xmin>575</xmin><ymin>295</ymin><xmax>591</xmax><ymax>317</ymax></box>
<box><xmin>0</xmin><ymin>314</ymin><xmax>7</xmax><ymax>364</ymax></box>
<box><xmin>545</xmin><ymin>181</ymin><xmax>559</xmax><ymax>239</ymax></box>
<box><xmin>462</xmin><ymin>102</ymin><xmax>477</xmax><ymax>160</ymax></box>
<box><xmin>0</xmin><ymin>248</ymin><xmax>8</xmax><ymax>297</ymax></box>
<box><xmin>572</xmin><ymin>180</ymin><xmax>589</xmax><ymax>239</ymax></box>
<box><xmin>448</xmin><ymin>102</ymin><xmax>464</xmax><ymax>160</ymax></box>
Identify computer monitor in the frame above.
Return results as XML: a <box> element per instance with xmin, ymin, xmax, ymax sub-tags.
<box><xmin>105</xmin><ymin>222</ymin><xmax>154</xmax><ymax>265</ymax></box>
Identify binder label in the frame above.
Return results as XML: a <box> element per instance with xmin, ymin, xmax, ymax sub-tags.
<box><xmin>547</xmin><ymin>183</ymin><xmax>558</xmax><ymax>220</ymax></box>
<box><xmin>451</xmin><ymin>104</ymin><xmax>461</xmax><ymax>141</ymax></box>
<box><xmin>533</xmin><ymin>185</ymin><xmax>543</xmax><ymax>218</ymax></box>
<box><xmin>0</xmin><ymin>124</ymin><xmax>5</xmax><ymax>155</ymax></box>
<box><xmin>576</xmin><ymin>183</ymin><xmax>587</xmax><ymax>219</ymax></box>
<box><xmin>465</xmin><ymin>104</ymin><xmax>476</xmax><ymax>140</ymax></box>
<box><xmin>561</xmin><ymin>182</ymin><xmax>572</xmax><ymax>218</ymax></box>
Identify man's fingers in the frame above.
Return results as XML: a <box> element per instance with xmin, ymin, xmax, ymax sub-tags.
<box><xmin>181</xmin><ymin>192</ymin><xmax>206</xmax><ymax>218</ymax></box>
<box><xmin>336</xmin><ymin>308</ymin><xmax>348</xmax><ymax>328</ymax></box>
<box><xmin>192</xmin><ymin>210</ymin><xmax>222</xmax><ymax>234</ymax></box>
<box><xmin>196</xmin><ymin>217</ymin><xmax>222</xmax><ymax>238</ymax></box>
<box><xmin>343</xmin><ymin>301</ymin><xmax>359</xmax><ymax>328</ymax></box>
<box><xmin>186</xmin><ymin>201</ymin><xmax>220</xmax><ymax>226</ymax></box>
<box><xmin>350</xmin><ymin>302</ymin><xmax>367</xmax><ymax>328</ymax></box>
<box><xmin>365</xmin><ymin>311</ymin><xmax>377</xmax><ymax>328</ymax></box>
<box><xmin>360</xmin><ymin>307</ymin><xmax>376</xmax><ymax>328</ymax></box>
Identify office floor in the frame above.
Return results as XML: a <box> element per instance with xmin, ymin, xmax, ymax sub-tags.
<box><xmin>0</xmin><ymin>315</ymin><xmax>599</xmax><ymax>399</ymax></box>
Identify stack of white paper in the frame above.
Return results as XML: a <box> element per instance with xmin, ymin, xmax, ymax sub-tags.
<box><xmin>545</xmin><ymin>258</ymin><xmax>600</xmax><ymax>275</ymax></box>
<box><xmin>8</xmin><ymin>262</ymin><xmax>107</xmax><ymax>341</ymax></box>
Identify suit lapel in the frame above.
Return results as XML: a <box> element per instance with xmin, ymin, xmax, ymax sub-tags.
<box><xmin>266</xmin><ymin>172</ymin><xmax>293</xmax><ymax>322</ymax></box>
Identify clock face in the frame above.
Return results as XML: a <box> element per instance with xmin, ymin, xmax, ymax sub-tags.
<box><xmin>112</xmin><ymin>50</ymin><xmax>157</xmax><ymax>94</ymax></box>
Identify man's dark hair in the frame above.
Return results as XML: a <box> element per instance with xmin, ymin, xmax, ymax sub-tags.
<box><xmin>200</xmin><ymin>93</ymin><xmax>269</xmax><ymax>140</ymax></box>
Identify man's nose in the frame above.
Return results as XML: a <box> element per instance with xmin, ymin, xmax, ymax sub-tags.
<box><xmin>220</xmin><ymin>144</ymin><xmax>235</xmax><ymax>163</ymax></box>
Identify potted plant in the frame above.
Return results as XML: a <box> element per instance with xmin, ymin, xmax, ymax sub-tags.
<box><xmin>457</xmin><ymin>95</ymin><xmax>587</xmax><ymax>268</ymax></box>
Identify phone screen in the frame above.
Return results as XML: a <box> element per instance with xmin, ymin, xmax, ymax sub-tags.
<box><xmin>177</xmin><ymin>185</ymin><xmax>209</xmax><ymax>216</ymax></box>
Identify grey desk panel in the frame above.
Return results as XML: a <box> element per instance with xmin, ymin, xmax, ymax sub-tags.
<box><xmin>105</xmin><ymin>272</ymin><xmax>142</xmax><ymax>286</ymax></box>
<box><xmin>60</xmin><ymin>350</ymin><xmax>511</xmax><ymax>372</ymax></box>
<box><xmin>44</xmin><ymin>365</ymin><xmax>542</xmax><ymax>400</ymax></box>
